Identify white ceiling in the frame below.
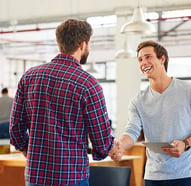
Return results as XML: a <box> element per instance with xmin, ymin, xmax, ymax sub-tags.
<box><xmin>0</xmin><ymin>0</ymin><xmax>191</xmax><ymax>27</ymax></box>
<box><xmin>0</xmin><ymin>0</ymin><xmax>191</xmax><ymax>61</ymax></box>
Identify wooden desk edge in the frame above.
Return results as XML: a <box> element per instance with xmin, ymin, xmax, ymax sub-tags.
<box><xmin>0</xmin><ymin>154</ymin><xmax>140</xmax><ymax>167</ymax></box>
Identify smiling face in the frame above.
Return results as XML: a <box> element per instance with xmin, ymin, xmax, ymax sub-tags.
<box><xmin>137</xmin><ymin>46</ymin><xmax>165</xmax><ymax>79</ymax></box>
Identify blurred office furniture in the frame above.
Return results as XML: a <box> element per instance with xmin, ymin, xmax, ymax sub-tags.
<box><xmin>0</xmin><ymin>154</ymin><xmax>140</xmax><ymax>186</ymax></box>
<box><xmin>0</xmin><ymin>140</ymin><xmax>10</xmax><ymax>154</ymax></box>
<box><xmin>124</xmin><ymin>142</ymin><xmax>146</xmax><ymax>186</ymax></box>
<box><xmin>0</xmin><ymin>154</ymin><xmax>25</xmax><ymax>186</ymax></box>
<box><xmin>0</xmin><ymin>145</ymin><xmax>146</xmax><ymax>186</ymax></box>
<box><xmin>90</xmin><ymin>166</ymin><xmax>131</xmax><ymax>186</ymax></box>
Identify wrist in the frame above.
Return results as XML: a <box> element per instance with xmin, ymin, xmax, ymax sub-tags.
<box><xmin>119</xmin><ymin>135</ymin><xmax>134</xmax><ymax>151</ymax></box>
<box><xmin>183</xmin><ymin>139</ymin><xmax>191</xmax><ymax>151</ymax></box>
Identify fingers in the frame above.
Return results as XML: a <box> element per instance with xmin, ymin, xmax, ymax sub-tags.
<box><xmin>111</xmin><ymin>152</ymin><xmax>123</xmax><ymax>161</ymax></box>
<box><xmin>162</xmin><ymin>140</ymin><xmax>185</xmax><ymax>158</ymax></box>
<box><xmin>171</xmin><ymin>140</ymin><xmax>178</xmax><ymax>147</ymax></box>
<box><xmin>109</xmin><ymin>139</ymin><xmax>124</xmax><ymax>161</ymax></box>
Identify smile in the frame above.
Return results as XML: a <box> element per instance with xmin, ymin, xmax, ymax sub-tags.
<box><xmin>144</xmin><ymin>67</ymin><xmax>152</xmax><ymax>72</ymax></box>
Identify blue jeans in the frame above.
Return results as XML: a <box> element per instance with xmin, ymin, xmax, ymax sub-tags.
<box><xmin>0</xmin><ymin>122</ymin><xmax>10</xmax><ymax>139</ymax></box>
<box><xmin>26</xmin><ymin>178</ymin><xmax>89</xmax><ymax>186</ymax></box>
<box><xmin>145</xmin><ymin>177</ymin><xmax>191</xmax><ymax>186</ymax></box>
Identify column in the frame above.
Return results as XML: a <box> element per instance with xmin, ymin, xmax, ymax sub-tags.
<box><xmin>115</xmin><ymin>8</ymin><xmax>142</xmax><ymax>138</ymax></box>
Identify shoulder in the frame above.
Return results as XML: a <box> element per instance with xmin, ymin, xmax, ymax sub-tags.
<box><xmin>173</xmin><ymin>78</ymin><xmax>191</xmax><ymax>91</ymax></box>
<box><xmin>128</xmin><ymin>87</ymin><xmax>150</xmax><ymax>111</ymax></box>
<box><xmin>132</xmin><ymin>86</ymin><xmax>150</xmax><ymax>103</ymax></box>
<box><xmin>82</xmin><ymin>72</ymin><xmax>103</xmax><ymax>93</ymax></box>
<box><xmin>21</xmin><ymin>63</ymin><xmax>49</xmax><ymax>79</ymax></box>
<box><xmin>0</xmin><ymin>95</ymin><xmax>13</xmax><ymax>103</ymax></box>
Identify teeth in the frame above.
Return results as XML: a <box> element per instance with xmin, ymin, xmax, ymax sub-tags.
<box><xmin>144</xmin><ymin>67</ymin><xmax>151</xmax><ymax>72</ymax></box>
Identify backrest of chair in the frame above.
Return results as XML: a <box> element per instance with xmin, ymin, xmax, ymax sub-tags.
<box><xmin>89</xmin><ymin>166</ymin><xmax>131</xmax><ymax>186</ymax></box>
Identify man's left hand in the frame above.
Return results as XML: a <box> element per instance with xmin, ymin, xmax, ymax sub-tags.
<box><xmin>161</xmin><ymin>140</ymin><xmax>185</xmax><ymax>157</ymax></box>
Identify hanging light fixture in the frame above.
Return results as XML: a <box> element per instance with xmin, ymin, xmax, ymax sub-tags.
<box><xmin>115</xmin><ymin>48</ymin><xmax>135</xmax><ymax>59</ymax></box>
<box><xmin>115</xmin><ymin>34</ymin><xmax>135</xmax><ymax>59</ymax></box>
<box><xmin>120</xmin><ymin>1</ymin><xmax>155</xmax><ymax>35</ymax></box>
<box><xmin>86</xmin><ymin>61</ymin><xmax>98</xmax><ymax>73</ymax></box>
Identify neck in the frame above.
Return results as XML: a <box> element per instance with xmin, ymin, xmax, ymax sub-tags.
<box><xmin>149</xmin><ymin>74</ymin><xmax>172</xmax><ymax>94</ymax></box>
<box><xmin>71</xmin><ymin>48</ymin><xmax>81</xmax><ymax>62</ymax></box>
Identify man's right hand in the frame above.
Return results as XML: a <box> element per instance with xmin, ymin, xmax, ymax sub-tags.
<box><xmin>109</xmin><ymin>140</ymin><xmax>124</xmax><ymax>161</ymax></box>
<box><xmin>109</xmin><ymin>135</ymin><xmax>134</xmax><ymax>161</ymax></box>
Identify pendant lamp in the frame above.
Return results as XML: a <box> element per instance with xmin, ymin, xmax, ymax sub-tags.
<box><xmin>120</xmin><ymin>3</ymin><xmax>155</xmax><ymax>35</ymax></box>
<box><xmin>86</xmin><ymin>61</ymin><xmax>98</xmax><ymax>73</ymax></box>
<box><xmin>115</xmin><ymin>34</ymin><xmax>135</xmax><ymax>59</ymax></box>
<box><xmin>115</xmin><ymin>48</ymin><xmax>134</xmax><ymax>59</ymax></box>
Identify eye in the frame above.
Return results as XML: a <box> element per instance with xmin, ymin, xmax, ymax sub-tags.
<box><xmin>138</xmin><ymin>58</ymin><xmax>142</xmax><ymax>63</ymax></box>
<box><xmin>146</xmin><ymin>55</ymin><xmax>152</xmax><ymax>59</ymax></box>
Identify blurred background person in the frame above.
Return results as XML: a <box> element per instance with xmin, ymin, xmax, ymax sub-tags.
<box><xmin>0</xmin><ymin>88</ymin><xmax>13</xmax><ymax>139</ymax></box>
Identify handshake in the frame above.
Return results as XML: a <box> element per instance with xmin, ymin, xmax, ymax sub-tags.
<box><xmin>109</xmin><ymin>139</ymin><xmax>125</xmax><ymax>161</ymax></box>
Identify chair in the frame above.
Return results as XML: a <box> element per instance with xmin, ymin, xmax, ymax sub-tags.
<box><xmin>89</xmin><ymin>166</ymin><xmax>131</xmax><ymax>186</ymax></box>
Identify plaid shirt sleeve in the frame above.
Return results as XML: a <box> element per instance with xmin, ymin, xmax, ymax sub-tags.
<box><xmin>83</xmin><ymin>78</ymin><xmax>114</xmax><ymax>160</ymax></box>
<box><xmin>10</xmin><ymin>77</ymin><xmax>29</xmax><ymax>151</ymax></box>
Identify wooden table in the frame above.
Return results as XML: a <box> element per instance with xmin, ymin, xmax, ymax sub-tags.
<box><xmin>124</xmin><ymin>142</ymin><xmax>146</xmax><ymax>186</ymax></box>
<box><xmin>0</xmin><ymin>139</ymin><xmax>10</xmax><ymax>154</ymax></box>
<box><xmin>0</xmin><ymin>153</ymin><xmax>141</xmax><ymax>186</ymax></box>
<box><xmin>0</xmin><ymin>153</ymin><xmax>25</xmax><ymax>186</ymax></box>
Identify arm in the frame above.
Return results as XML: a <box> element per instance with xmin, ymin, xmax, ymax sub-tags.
<box><xmin>9</xmin><ymin>78</ymin><xmax>29</xmax><ymax>152</ymax></box>
<box><xmin>109</xmin><ymin>100</ymin><xmax>142</xmax><ymax>161</ymax></box>
<box><xmin>84</xmin><ymin>81</ymin><xmax>114</xmax><ymax>160</ymax></box>
<box><xmin>162</xmin><ymin>136</ymin><xmax>191</xmax><ymax>157</ymax></box>
<box><xmin>119</xmin><ymin>134</ymin><xmax>134</xmax><ymax>151</ymax></box>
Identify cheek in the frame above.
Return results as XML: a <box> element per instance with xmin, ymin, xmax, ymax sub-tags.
<box><xmin>139</xmin><ymin>64</ymin><xmax>143</xmax><ymax>70</ymax></box>
<box><xmin>139</xmin><ymin>65</ymin><xmax>144</xmax><ymax>74</ymax></box>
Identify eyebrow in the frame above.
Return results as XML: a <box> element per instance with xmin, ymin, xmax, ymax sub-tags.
<box><xmin>138</xmin><ymin>53</ymin><xmax>152</xmax><ymax>58</ymax></box>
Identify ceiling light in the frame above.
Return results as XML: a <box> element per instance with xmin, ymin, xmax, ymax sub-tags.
<box><xmin>86</xmin><ymin>62</ymin><xmax>98</xmax><ymax>73</ymax></box>
<box><xmin>115</xmin><ymin>48</ymin><xmax>135</xmax><ymax>59</ymax></box>
<box><xmin>120</xmin><ymin>6</ymin><xmax>155</xmax><ymax>35</ymax></box>
<box><xmin>115</xmin><ymin>34</ymin><xmax>135</xmax><ymax>59</ymax></box>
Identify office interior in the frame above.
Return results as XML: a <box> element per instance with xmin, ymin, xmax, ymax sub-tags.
<box><xmin>0</xmin><ymin>0</ymin><xmax>191</xmax><ymax>185</ymax></box>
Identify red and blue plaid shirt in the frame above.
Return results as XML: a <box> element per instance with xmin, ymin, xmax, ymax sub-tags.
<box><xmin>10</xmin><ymin>54</ymin><xmax>114</xmax><ymax>185</ymax></box>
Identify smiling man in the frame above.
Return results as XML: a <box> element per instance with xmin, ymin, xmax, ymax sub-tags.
<box><xmin>109</xmin><ymin>40</ymin><xmax>191</xmax><ymax>186</ymax></box>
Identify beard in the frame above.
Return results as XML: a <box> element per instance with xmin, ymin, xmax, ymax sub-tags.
<box><xmin>80</xmin><ymin>55</ymin><xmax>88</xmax><ymax>65</ymax></box>
<box><xmin>80</xmin><ymin>46</ymin><xmax>89</xmax><ymax>65</ymax></box>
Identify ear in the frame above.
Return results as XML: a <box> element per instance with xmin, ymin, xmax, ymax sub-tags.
<box><xmin>80</xmin><ymin>41</ymin><xmax>85</xmax><ymax>51</ymax></box>
<box><xmin>160</xmin><ymin>55</ymin><xmax>166</xmax><ymax>65</ymax></box>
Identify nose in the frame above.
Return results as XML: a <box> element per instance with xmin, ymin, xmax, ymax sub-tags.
<box><xmin>139</xmin><ymin>58</ymin><xmax>147</xmax><ymax>66</ymax></box>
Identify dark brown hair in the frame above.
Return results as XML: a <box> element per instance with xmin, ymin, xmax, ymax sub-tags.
<box><xmin>137</xmin><ymin>40</ymin><xmax>169</xmax><ymax>72</ymax></box>
<box><xmin>1</xmin><ymin>88</ymin><xmax>8</xmax><ymax>94</ymax></box>
<box><xmin>56</xmin><ymin>19</ymin><xmax>93</xmax><ymax>55</ymax></box>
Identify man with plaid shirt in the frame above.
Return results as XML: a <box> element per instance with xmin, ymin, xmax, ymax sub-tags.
<box><xmin>10</xmin><ymin>19</ymin><xmax>114</xmax><ymax>186</ymax></box>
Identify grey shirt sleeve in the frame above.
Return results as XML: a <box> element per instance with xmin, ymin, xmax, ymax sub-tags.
<box><xmin>124</xmin><ymin>100</ymin><xmax>142</xmax><ymax>143</ymax></box>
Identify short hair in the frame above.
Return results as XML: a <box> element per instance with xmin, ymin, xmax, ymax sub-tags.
<box><xmin>137</xmin><ymin>40</ymin><xmax>169</xmax><ymax>72</ymax></box>
<box><xmin>1</xmin><ymin>88</ymin><xmax>8</xmax><ymax>94</ymax></box>
<box><xmin>56</xmin><ymin>18</ymin><xmax>93</xmax><ymax>55</ymax></box>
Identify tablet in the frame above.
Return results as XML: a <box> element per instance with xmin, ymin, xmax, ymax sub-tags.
<box><xmin>142</xmin><ymin>142</ymin><xmax>173</xmax><ymax>154</ymax></box>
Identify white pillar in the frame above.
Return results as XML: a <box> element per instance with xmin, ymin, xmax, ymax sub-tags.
<box><xmin>115</xmin><ymin>8</ymin><xmax>142</xmax><ymax>138</ymax></box>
